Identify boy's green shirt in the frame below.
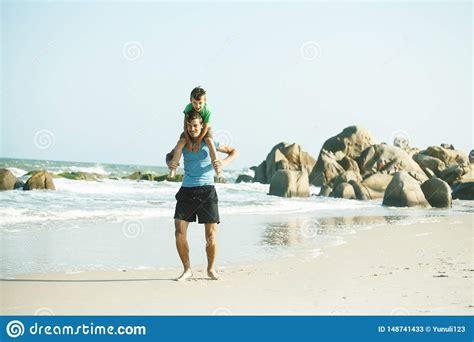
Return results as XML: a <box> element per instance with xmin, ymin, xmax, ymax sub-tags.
<box><xmin>183</xmin><ymin>103</ymin><xmax>211</xmax><ymax>124</ymax></box>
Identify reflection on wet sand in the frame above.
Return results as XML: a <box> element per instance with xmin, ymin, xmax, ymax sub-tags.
<box><xmin>260</xmin><ymin>215</ymin><xmax>413</xmax><ymax>247</ymax></box>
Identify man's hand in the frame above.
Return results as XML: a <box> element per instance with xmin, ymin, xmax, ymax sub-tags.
<box><xmin>212</xmin><ymin>159</ymin><xmax>223</xmax><ymax>174</ymax></box>
<box><xmin>168</xmin><ymin>160</ymin><xmax>179</xmax><ymax>170</ymax></box>
<box><xmin>192</xmin><ymin>139</ymin><xmax>202</xmax><ymax>153</ymax></box>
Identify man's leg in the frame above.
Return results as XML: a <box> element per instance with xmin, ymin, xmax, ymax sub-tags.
<box><xmin>205</xmin><ymin>223</ymin><xmax>219</xmax><ymax>280</ymax></box>
<box><xmin>175</xmin><ymin>219</ymin><xmax>193</xmax><ymax>281</ymax></box>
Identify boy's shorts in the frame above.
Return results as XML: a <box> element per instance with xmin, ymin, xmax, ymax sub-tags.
<box><xmin>179</xmin><ymin>126</ymin><xmax>213</xmax><ymax>140</ymax></box>
<box><xmin>174</xmin><ymin>185</ymin><xmax>220</xmax><ymax>224</ymax></box>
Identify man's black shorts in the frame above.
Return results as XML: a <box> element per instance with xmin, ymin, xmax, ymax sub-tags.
<box><xmin>174</xmin><ymin>185</ymin><xmax>220</xmax><ymax>224</ymax></box>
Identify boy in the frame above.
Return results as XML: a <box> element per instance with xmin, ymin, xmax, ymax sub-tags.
<box><xmin>169</xmin><ymin>86</ymin><xmax>220</xmax><ymax>177</ymax></box>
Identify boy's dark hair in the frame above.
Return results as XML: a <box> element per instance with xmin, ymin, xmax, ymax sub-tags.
<box><xmin>186</xmin><ymin>110</ymin><xmax>203</xmax><ymax>123</ymax></box>
<box><xmin>190</xmin><ymin>86</ymin><xmax>206</xmax><ymax>100</ymax></box>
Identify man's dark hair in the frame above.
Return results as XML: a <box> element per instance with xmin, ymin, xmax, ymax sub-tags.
<box><xmin>186</xmin><ymin>110</ymin><xmax>203</xmax><ymax>123</ymax></box>
<box><xmin>190</xmin><ymin>86</ymin><xmax>206</xmax><ymax>100</ymax></box>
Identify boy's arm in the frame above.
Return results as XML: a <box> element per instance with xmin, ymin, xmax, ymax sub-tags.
<box><xmin>196</xmin><ymin>122</ymin><xmax>209</xmax><ymax>142</ymax></box>
<box><xmin>183</xmin><ymin>117</ymin><xmax>192</xmax><ymax>145</ymax></box>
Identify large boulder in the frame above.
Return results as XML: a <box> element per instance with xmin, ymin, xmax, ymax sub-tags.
<box><xmin>309</xmin><ymin>149</ymin><xmax>345</xmax><ymax>186</ymax></box>
<box><xmin>469</xmin><ymin>150</ymin><xmax>474</xmax><ymax>164</ymax></box>
<box><xmin>350</xmin><ymin>173</ymin><xmax>393</xmax><ymax>200</ymax></box>
<box><xmin>356</xmin><ymin>144</ymin><xmax>428</xmax><ymax>182</ymax></box>
<box><xmin>338</xmin><ymin>156</ymin><xmax>360</xmax><ymax>174</ymax></box>
<box><xmin>235</xmin><ymin>174</ymin><xmax>254</xmax><ymax>183</ymax></box>
<box><xmin>421</xmin><ymin>177</ymin><xmax>452</xmax><ymax>208</ymax></box>
<box><xmin>413</xmin><ymin>153</ymin><xmax>446</xmax><ymax>177</ymax></box>
<box><xmin>330</xmin><ymin>182</ymin><xmax>356</xmax><ymax>199</ymax></box>
<box><xmin>23</xmin><ymin>171</ymin><xmax>56</xmax><ymax>190</ymax></box>
<box><xmin>319</xmin><ymin>126</ymin><xmax>376</xmax><ymax>160</ymax></box>
<box><xmin>452</xmin><ymin>182</ymin><xmax>474</xmax><ymax>200</ymax></box>
<box><xmin>0</xmin><ymin>169</ymin><xmax>17</xmax><ymax>191</ymax></box>
<box><xmin>421</xmin><ymin>146</ymin><xmax>469</xmax><ymax>167</ymax></box>
<box><xmin>254</xmin><ymin>143</ymin><xmax>316</xmax><ymax>184</ymax></box>
<box><xmin>382</xmin><ymin>171</ymin><xmax>430</xmax><ymax>208</ymax></box>
<box><xmin>268</xmin><ymin>170</ymin><xmax>310</xmax><ymax>198</ymax></box>
<box><xmin>332</xmin><ymin>170</ymin><xmax>362</xmax><ymax>190</ymax></box>
<box><xmin>438</xmin><ymin>164</ymin><xmax>470</xmax><ymax>185</ymax></box>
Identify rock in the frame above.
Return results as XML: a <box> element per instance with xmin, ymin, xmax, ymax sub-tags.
<box><xmin>154</xmin><ymin>174</ymin><xmax>183</xmax><ymax>182</ymax></box>
<box><xmin>438</xmin><ymin>164</ymin><xmax>469</xmax><ymax>185</ymax></box>
<box><xmin>382</xmin><ymin>171</ymin><xmax>430</xmax><ymax>208</ymax></box>
<box><xmin>254</xmin><ymin>143</ymin><xmax>316</xmax><ymax>184</ymax></box>
<box><xmin>14</xmin><ymin>180</ymin><xmax>25</xmax><ymax>189</ymax></box>
<box><xmin>235</xmin><ymin>174</ymin><xmax>254</xmax><ymax>183</ymax></box>
<box><xmin>440</xmin><ymin>143</ymin><xmax>454</xmax><ymax>150</ymax></box>
<box><xmin>0</xmin><ymin>169</ymin><xmax>17</xmax><ymax>191</ymax></box>
<box><xmin>338</xmin><ymin>156</ymin><xmax>360</xmax><ymax>174</ymax></box>
<box><xmin>351</xmin><ymin>173</ymin><xmax>394</xmax><ymax>200</ymax></box>
<box><xmin>253</xmin><ymin>161</ymin><xmax>267</xmax><ymax>183</ymax></box>
<box><xmin>23</xmin><ymin>171</ymin><xmax>56</xmax><ymax>190</ymax></box>
<box><xmin>421</xmin><ymin>146</ymin><xmax>468</xmax><ymax>167</ymax></box>
<box><xmin>214</xmin><ymin>175</ymin><xmax>226</xmax><ymax>183</ymax></box>
<box><xmin>469</xmin><ymin>150</ymin><xmax>474</xmax><ymax>164</ymax></box>
<box><xmin>330</xmin><ymin>182</ymin><xmax>356</xmax><ymax>199</ymax></box>
<box><xmin>319</xmin><ymin>126</ymin><xmax>376</xmax><ymax>160</ymax></box>
<box><xmin>413</xmin><ymin>153</ymin><xmax>446</xmax><ymax>177</ymax></box>
<box><xmin>140</xmin><ymin>174</ymin><xmax>155</xmax><ymax>181</ymax></box>
<box><xmin>452</xmin><ymin>182</ymin><xmax>474</xmax><ymax>200</ymax></box>
<box><xmin>357</xmin><ymin>144</ymin><xmax>428</xmax><ymax>182</ymax></box>
<box><xmin>393</xmin><ymin>136</ymin><xmax>410</xmax><ymax>153</ymax></box>
<box><xmin>268</xmin><ymin>170</ymin><xmax>310</xmax><ymax>198</ymax></box>
<box><xmin>318</xmin><ymin>185</ymin><xmax>332</xmax><ymax>197</ymax></box>
<box><xmin>123</xmin><ymin>171</ymin><xmax>143</xmax><ymax>180</ymax></box>
<box><xmin>421</xmin><ymin>177</ymin><xmax>452</xmax><ymax>208</ymax></box>
<box><xmin>58</xmin><ymin>172</ymin><xmax>105</xmax><ymax>181</ymax></box>
<box><xmin>332</xmin><ymin>170</ymin><xmax>362</xmax><ymax>190</ymax></box>
<box><xmin>309</xmin><ymin>149</ymin><xmax>345</xmax><ymax>187</ymax></box>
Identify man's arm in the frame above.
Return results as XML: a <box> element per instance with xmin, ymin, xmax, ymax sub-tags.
<box><xmin>212</xmin><ymin>143</ymin><xmax>238</xmax><ymax>170</ymax></box>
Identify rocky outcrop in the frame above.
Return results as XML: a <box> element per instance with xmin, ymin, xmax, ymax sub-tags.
<box><xmin>382</xmin><ymin>171</ymin><xmax>430</xmax><ymax>208</ymax></box>
<box><xmin>254</xmin><ymin>143</ymin><xmax>316</xmax><ymax>184</ymax></box>
<box><xmin>23</xmin><ymin>171</ymin><xmax>56</xmax><ymax>190</ymax></box>
<box><xmin>421</xmin><ymin>146</ymin><xmax>469</xmax><ymax>168</ymax></box>
<box><xmin>421</xmin><ymin>177</ymin><xmax>452</xmax><ymax>208</ymax></box>
<box><xmin>0</xmin><ymin>169</ymin><xmax>17</xmax><ymax>191</ymax></box>
<box><xmin>319</xmin><ymin>126</ymin><xmax>376</xmax><ymax>160</ymax></box>
<box><xmin>413</xmin><ymin>153</ymin><xmax>446</xmax><ymax>177</ymax></box>
<box><xmin>309</xmin><ymin>149</ymin><xmax>345</xmax><ymax>187</ymax></box>
<box><xmin>357</xmin><ymin>144</ymin><xmax>428</xmax><ymax>182</ymax></box>
<box><xmin>268</xmin><ymin>170</ymin><xmax>310</xmax><ymax>198</ymax></box>
<box><xmin>58</xmin><ymin>172</ymin><xmax>106</xmax><ymax>181</ymax></box>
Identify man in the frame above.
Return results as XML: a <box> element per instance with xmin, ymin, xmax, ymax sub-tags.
<box><xmin>167</xmin><ymin>110</ymin><xmax>237</xmax><ymax>281</ymax></box>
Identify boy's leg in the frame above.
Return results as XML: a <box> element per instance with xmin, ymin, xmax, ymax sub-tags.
<box><xmin>205</xmin><ymin>223</ymin><xmax>219</xmax><ymax>280</ymax></box>
<box><xmin>175</xmin><ymin>219</ymin><xmax>192</xmax><ymax>281</ymax></box>
<box><xmin>169</xmin><ymin>136</ymin><xmax>186</xmax><ymax>177</ymax></box>
<box><xmin>204</xmin><ymin>137</ymin><xmax>221</xmax><ymax>175</ymax></box>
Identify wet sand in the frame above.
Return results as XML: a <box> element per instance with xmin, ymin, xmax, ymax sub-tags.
<box><xmin>1</xmin><ymin>214</ymin><xmax>472</xmax><ymax>315</ymax></box>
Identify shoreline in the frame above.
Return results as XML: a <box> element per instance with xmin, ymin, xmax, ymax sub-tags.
<box><xmin>1</xmin><ymin>213</ymin><xmax>472</xmax><ymax>315</ymax></box>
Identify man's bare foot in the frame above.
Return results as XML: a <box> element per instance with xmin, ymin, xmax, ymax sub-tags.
<box><xmin>207</xmin><ymin>269</ymin><xmax>220</xmax><ymax>280</ymax></box>
<box><xmin>175</xmin><ymin>269</ymin><xmax>193</xmax><ymax>281</ymax></box>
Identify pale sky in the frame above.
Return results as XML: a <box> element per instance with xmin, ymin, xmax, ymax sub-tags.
<box><xmin>1</xmin><ymin>0</ymin><xmax>472</xmax><ymax>169</ymax></box>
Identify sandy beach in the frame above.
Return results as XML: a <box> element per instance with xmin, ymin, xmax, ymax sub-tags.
<box><xmin>1</xmin><ymin>213</ymin><xmax>472</xmax><ymax>316</ymax></box>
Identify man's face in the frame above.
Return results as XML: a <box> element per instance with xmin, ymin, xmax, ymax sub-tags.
<box><xmin>186</xmin><ymin>118</ymin><xmax>203</xmax><ymax>139</ymax></box>
<box><xmin>191</xmin><ymin>96</ymin><xmax>206</xmax><ymax>112</ymax></box>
